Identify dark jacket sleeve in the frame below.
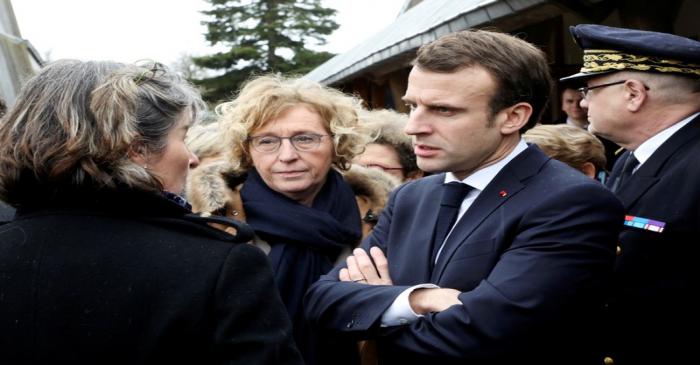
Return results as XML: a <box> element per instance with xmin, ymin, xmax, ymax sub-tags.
<box><xmin>212</xmin><ymin>243</ymin><xmax>303</xmax><ymax>365</ymax></box>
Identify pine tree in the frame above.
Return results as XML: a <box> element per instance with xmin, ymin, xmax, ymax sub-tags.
<box><xmin>193</xmin><ymin>0</ymin><xmax>338</xmax><ymax>102</ymax></box>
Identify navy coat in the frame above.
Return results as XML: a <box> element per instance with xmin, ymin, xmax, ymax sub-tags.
<box><xmin>604</xmin><ymin>114</ymin><xmax>700</xmax><ymax>365</ymax></box>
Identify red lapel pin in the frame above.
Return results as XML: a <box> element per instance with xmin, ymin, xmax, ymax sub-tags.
<box><xmin>499</xmin><ymin>190</ymin><xmax>508</xmax><ymax>197</ymax></box>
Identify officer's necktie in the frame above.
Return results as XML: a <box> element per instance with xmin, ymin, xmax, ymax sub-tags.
<box><xmin>431</xmin><ymin>182</ymin><xmax>473</xmax><ymax>268</ymax></box>
<box><xmin>614</xmin><ymin>152</ymin><xmax>639</xmax><ymax>192</ymax></box>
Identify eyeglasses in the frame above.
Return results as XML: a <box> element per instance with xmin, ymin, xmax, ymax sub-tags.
<box><xmin>357</xmin><ymin>163</ymin><xmax>404</xmax><ymax>172</ymax></box>
<box><xmin>578</xmin><ymin>80</ymin><xmax>649</xmax><ymax>99</ymax></box>
<box><xmin>247</xmin><ymin>133</ymin><xmax>329</xmax><ymax>153</ymax></box>
<box><xmin>362</xmin><ymin>208</ymin><xmax>379</xmax><ymax>225</ymax></box>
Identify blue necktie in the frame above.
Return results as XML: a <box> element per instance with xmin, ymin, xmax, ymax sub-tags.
<box><xmin>613</xmin><ymin>152</ymin><xmax>639</xmax><ymax>192</ymax></box>
<box><xmin>431</xmin><ymin>182</ymin><xmax>473</xmax><ymax>268</ymax></box>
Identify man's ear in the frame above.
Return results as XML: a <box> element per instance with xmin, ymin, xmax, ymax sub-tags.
<box><xmin>624</xmin><ymin>79</ymin><xmax>648</xmax><ymax>112</ymax></box>
<box><xmin>499</xmin><ymin>102</ymin><xmax>533</xmax><ymax>135</ymax></box>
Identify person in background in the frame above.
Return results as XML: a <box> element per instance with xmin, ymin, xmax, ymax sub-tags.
<box><xmin>305</xmin><ymin>29</ymin><xmax>623</xmax><ymax>365</ymax></box>
<box><xmin>0</xmin><ymin>60</ymin><xmax>301</xmax><ymax>364</ymax></box>
<box><xmin>562</xmin><ymin>24</ymin><xmax>700</xmax><ymax>365</ymax></box>
<box><xmin>524</xmin><ymin>123</ymin><xmax>607</xmax><ymax>181</ymax></box>
<box><xmin>354</xmin><ymin>108</ymin><xmax>424</xmax><ymax>181</ymax></box>
<box><xmin>558</xmin><ymin>86</ymin><xmax>589</xmax><ymax>129</ymax></box>
<box><xmin>185</xmin><ymin>121</ymin><xmax>224</xmax><ymax>165</ymax></box>
<box><xmin>188</xmin><ymin>74</ymin><xmax>370</xmax><ymax>365</ymax></box>
<box><xmin>555</xmin><ymin>85</ymin><xmax>620</xmax><ymax>171</ymax></box>
<box><xmin>343</xmin><ymin>163</ymin><xmax>400</xmax><ymax>240</ymax></box>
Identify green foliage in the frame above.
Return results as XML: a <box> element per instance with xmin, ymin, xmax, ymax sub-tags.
<box><xmin>193</xmin><ymin>0</ymin><xmax>339</xmax><ymax>103</ymax></box>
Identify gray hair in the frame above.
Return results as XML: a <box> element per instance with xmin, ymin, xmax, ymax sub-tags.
<box><xmin>0</xmin><ymin>59</ymin><xmax>205</xmax><ymax>206</ymax></box>
<box><xmin>617</xmin><ymin>71</ymin><xmax>700</xmax><ymax>104</ymax></box>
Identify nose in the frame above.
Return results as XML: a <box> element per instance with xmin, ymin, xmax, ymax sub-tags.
<box><xmin>277</xmin><ymin>138</ymin><xmax>299</xmax><ymax>162</ymax></box>
<box><xmin>188</xmin><ymin>150</ymin><xmax>200</xmax><ymax>169</ymax></box>
<box><xmin>580</xmin><ymin>97</ymin><xmax>589</xmax><ymax>109</ymax></box>
<box><xmin>404</xmin><ymin>107</ymin><xmax>431</xmax><ymax>136</ymax></box>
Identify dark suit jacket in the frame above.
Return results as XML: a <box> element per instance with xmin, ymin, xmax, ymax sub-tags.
<box><xmin>0</xmin><ymin>189</ymin><xmax>302</xmax><ymax>365</ymax></box>
<box><xmin>305</xmin><ymin>145</ymin><xmax>623</xmax><ymax>365</ymax></box>
<box><xmin>604</xmin><ymin>115</ymin><xmax>700</xmax><ymax>365</ymax></box>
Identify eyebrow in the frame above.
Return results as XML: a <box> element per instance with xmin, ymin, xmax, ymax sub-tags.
<box><xmin>401</xmin><ymin>95</ymin><xmax>461</xmax><ymax>108</ymax></box>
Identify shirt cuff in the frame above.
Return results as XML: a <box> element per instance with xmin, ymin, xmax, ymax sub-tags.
<box><xmin>380</xmin><ymin>283</ymin><xmax>439</xmax><ymax>327</ymax></box>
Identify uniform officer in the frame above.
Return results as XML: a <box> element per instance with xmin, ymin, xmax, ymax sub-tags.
<box><xmin>562</xmin><ymin>24</ymin><xmax>700</xmax><ymax>365</ymax></box>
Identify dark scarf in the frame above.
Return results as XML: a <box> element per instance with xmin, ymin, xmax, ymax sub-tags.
<box><xmin>240</xmin><ymin>168</ymin><xmax>361</xmax><ymax>365</ymax></box>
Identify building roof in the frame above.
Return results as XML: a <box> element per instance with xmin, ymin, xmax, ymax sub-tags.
<box><xmin>306</xmin><ymin>0</ymin><xmax>547</xmax><ymax>85</ymax></box>
<box><xmin>1</xmin><ymin>0</ymin><xmax>43</xmax><ymax>103</ymax></box>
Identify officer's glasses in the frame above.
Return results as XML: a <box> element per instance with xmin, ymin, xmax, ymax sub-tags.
<box><xmin>578</xmin><ymin>80</ymin><xmax>649</xmax><ymax>99</ymax></box>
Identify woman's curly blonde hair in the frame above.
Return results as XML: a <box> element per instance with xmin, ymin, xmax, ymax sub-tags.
<box><xmin>216</xmin><ymin>74</ymin><xmax>370</xmax><ymax>171</ymax></box>
<box><xmin>523</xmin><ymin>124</ymin><xmax>607</xmax><ymax>172</ymax></box>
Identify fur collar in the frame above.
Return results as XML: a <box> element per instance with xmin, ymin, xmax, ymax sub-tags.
<box><xmin>186</xmin><ymin>159</ymin><xmax>399</xmax><ymax>219</ymax></box>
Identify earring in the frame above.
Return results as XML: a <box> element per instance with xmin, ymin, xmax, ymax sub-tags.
<box><xmin>144</xmin><ymin>164</ymin><xmax>149</xmax><ymax>170</ymax></box>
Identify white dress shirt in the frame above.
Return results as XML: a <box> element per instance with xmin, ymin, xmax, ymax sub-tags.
<box><xmin>380</xmin><ymin>139</ymin><xmax>529</xmax><ymax>326</ymax></box>
<box><xmin>631</xmin><ymin>112</ymin><xmax>699</xmax><ymax>172</ymax></box>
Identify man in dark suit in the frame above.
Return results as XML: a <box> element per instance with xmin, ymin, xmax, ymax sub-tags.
<box><xmin>562</xmin><ymin>24</ymin><xmax>700</xmax><ymax>365</ymax></box>
<box><xmin>305</xmin><ymin>29</ymin><xmax>623</xmax><ymax>364</ymax></box>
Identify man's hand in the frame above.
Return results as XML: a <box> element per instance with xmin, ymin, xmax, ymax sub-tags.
<box><xmin>408</xmin><ymin>288</ymin><xmax>462</xmax><ymax>314</ymax></box>
<box><xmin>339</xmin><ymin>247</ymin><xmax>392</xmax><ymax>285</ymax></box>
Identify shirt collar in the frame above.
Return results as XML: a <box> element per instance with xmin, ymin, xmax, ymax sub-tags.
<box><xmin>445</xmin><ymin>139</ymin><xmax>528</xmax><ymax>191</ymax></box>
<box><xmin>634</xmin><ymin>112</ymin><xmax>699</xmax><ymax>165</ymax></box>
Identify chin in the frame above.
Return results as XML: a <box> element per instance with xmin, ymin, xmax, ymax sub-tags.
<box><xmin>164</xmin><ymin>182</ymin><xmax>186</xmax><ymax>197</ymax></box>
<box><xmin>417</xmin><ymin>161</ymin><xmax>443</xmax><ymax>174</ymax></box>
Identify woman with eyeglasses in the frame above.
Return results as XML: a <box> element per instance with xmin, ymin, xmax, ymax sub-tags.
<box><xmin>186</xmin><ymin>74</ymin><xmax>370</xmax><ymax>365</ymax></box>
<box><xmin>353</xmin><ymin>108</ymin><xmax>424</xmax><ymax>182</ymax></box>
<box><xmin>0</xmin><ymin>61</ymin><xmax>302</xmax><ymax>364</ymax></box>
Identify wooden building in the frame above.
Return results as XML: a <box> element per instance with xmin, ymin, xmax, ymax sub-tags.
<box><xmin>1</xmin><ymin>0</ymin><xmax>42</xmax><ymax>105</ymax></box>
<box><xmin>306</xmin><ymin>0</ymin><xmax>700</xmax><ymax>122</ymax></box>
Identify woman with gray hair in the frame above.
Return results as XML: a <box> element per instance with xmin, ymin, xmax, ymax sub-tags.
<box><xmin>0</xmin><ymin>60</ymin><xmax>301</xmax><ymax>364</ymax></box>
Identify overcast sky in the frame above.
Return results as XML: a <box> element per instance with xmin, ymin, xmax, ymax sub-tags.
<box><xmin>12</xmin><ymin>0</ymin><xmax>406</xmax><ymax>67</ymax></box>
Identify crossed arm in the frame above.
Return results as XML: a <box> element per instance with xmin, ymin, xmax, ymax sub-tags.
<box><xmin>339</xmin><ymin>247</ymin><xmax>461</xmax><ymax>315</ymax></box>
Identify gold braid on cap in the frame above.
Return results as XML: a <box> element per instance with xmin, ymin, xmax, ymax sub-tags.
<box><xmin>582</xmin><ymin>49</ymin><xmax>700</xmax><ymax>77</ymax></box>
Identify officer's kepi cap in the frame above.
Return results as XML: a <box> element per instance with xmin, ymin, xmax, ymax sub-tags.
<box><xmin>561</xmin><ymin>24</ymin><xmax>700</xmax><ymax>82</ymax></box>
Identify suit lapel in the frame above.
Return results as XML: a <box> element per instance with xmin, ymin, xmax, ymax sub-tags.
<box><xmin>432</xmin><ymin>145</ymin><xmax>546</xmax><ymax>281</ymax></box>
<box><xmin>416</xmin><ymin>177</ymin><xmax>445</xmax><ymax>282</ymax></box>
<box><xmin>615</xmin><ymin>116</ymin><xmax>700</xmax><ymax>208</ymax></box>
<box><xmin>606</xmin><ymin>150</ymin><xmax>628</xmax><ymax>191</ymax></box>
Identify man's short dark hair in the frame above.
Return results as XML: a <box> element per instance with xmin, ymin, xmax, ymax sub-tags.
<box><xmin>414</xmin><ymin>29</ymin><xmax>553</xmax><ymax>132</ymax></box>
